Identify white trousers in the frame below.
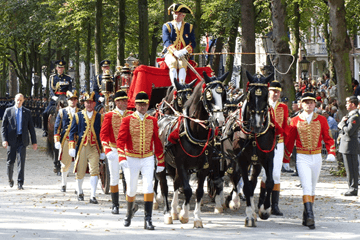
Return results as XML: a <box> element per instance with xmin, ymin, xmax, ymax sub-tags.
<box><xmin>108</xmin><ymin>148</ymin><xmax>119</xmax><ymax>186</ymax></box>
<box><xmin>297</xmin><ymin>153</ymin><xmax>322</xmax><ymax>196</ymax></box>
<box><xmin>123</xmin><ymin>155</ymin><xmax>155</xmax><ymax>197</ymax></box>
<box><xmin>262</xmin><ymin>142</ymin><xmax>284</xmax><ymax>184</ymax></box>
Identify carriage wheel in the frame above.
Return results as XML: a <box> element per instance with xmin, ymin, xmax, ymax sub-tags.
<box><xmin>99</xmin><ymin>158</ymin><xmax>110</xmax><ymax>194</ymax></box>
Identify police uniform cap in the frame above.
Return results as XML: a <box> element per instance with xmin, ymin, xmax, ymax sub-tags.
<box><xmin>292</xmin><ymin>100</ymin><xmax>298</xmax><ymax>104</ymax></box>
<box><xmin>135</xmin><ymin>91</ymin><xmax>149</xmax><ymax>104</ymax></box>
<box><xmin>66</xmin><ymin>90</ymin><xmax>79</xmax><ymax>99</ymax></box>
<box><xmin>269</xmin><ymin>80</ymin><xmax>282</xmax><ymax>91</ymax></box>
<box><xmin>114</xmin><ymin>90</ymin><xmax>128</xmax><ymax>101</ymax></box>
<box><xmin>301</xmin><ymin>92</ymin><xmax>316</xmax><ymax>102</ymax></box>
<box><xmin>281</xmin><ymin>97</ymin><xmax>289</xmax><ymax>103</ymax></box>
<box><xmin>100</xmin><ymin>60</ymin><xmax>111</xmax><ymax>67</ymax></box>
<box><xmin>55</xmin><ymin>60</ymin><xmax>66</xmax><ymax>68</ymax></box>
<box><xmin>168</xmin><ymin>3</ymin><xmax>193</xmax><ymax>15</ymax></box>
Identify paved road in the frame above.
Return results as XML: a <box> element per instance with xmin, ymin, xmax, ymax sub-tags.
<box><xmin>1</xmin><ymin>128</ymin><xmax>359</xmax><ymax>239</ymax></box>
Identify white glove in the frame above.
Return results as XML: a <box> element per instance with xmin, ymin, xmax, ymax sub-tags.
<box><xmin>156</xmin><ymin>166</ymin><xmax>165</xmax><ymax>173</ymax></box>
<box><xmin>179</xmin><ymin>48</ymin><xmax>188</xmax><ymax>57</ymax></box>
<box><xmin>98</xmin><ymin>96</ymin><xmax>105</xmax><ymax>103</ymax></box>
<box><xmin>51</xmin><ymin>96</ymin><xmax>59</xmax><ymax>101</ymax></box>
<box><xmin>54</xmin><ymin>142</ymin><xmax>61</xmax><ymax>150</ymax></box>
<box><xmin>326</xmin><ymin>154</ymin><xmax>336</xmax><ymax>162</ymax></box>
<box><xmin>120</xmin><ymin>160</ymin><xmax>129</xmax><ymax>169</ymax></box>
<box><xmin>69</xmin><ymin>149</ymin><xmax>76</xmax><ymax>158</ymax></box>
<box><xmin>106</xmin><ymin>150</ymin><xmax>118</xmax><ymax>161</ymax></box>
<box><xmin>100</xmin><ymin>153</ymin><xmax>106</xmax><ymax>160</ymax></box>
<box><xmin>173</xmin><ymin>50</ymin><xmax>181</xmax><ymax>58</ymax></box>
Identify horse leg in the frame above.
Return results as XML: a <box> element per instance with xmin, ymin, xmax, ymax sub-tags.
<box><xmin>178</xmin><ymin>168</ymin><xmax>191</xmax><ymax>224</ymax></box>
<box><xmin>240</xmin><ymin>161</ymin><xmax>256</xmax><ymax>227</ymax></box>
<box><xmin>155</xmin><ymin>170</ymin><xmax>172</xmax><ymax>224</ymax></box>
<box><xmin>171</xmin><ymin>175</ymin><xmax>181</xmax><ymax>220</ymax></box>
<box><xmin>259</xmin><ymin>156</ymin><xmax>274</xmax><ymax>220</ymax></box>
<box><xmin>193</xmin><ymin>171</ymin><xmax>207</xmax><ymax>228</ymax></box>
<box><xmin>153</xmin><ymin>177</ymin><xmax>159</xmax><ymax>210</ymax></box>
<box><xmin>228</xmin><ymin>173</ymin><xmax>242</xmax><ymax>210</ymax></box>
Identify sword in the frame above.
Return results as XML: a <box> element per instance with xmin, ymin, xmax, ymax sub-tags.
<box><xmin>180</xmin><ymin>55</ymin><xmax>204</xmax><ymax>82</ymax></box>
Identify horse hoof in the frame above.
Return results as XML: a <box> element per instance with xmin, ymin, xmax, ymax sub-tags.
<box><xmin>245</xmin><ymin>217</ymin><xmax>257</xmax><ymax>227</ymax></box>
<box><xmin>253</xmin><ymin>213</ymin><xmax>257</xmax><ymax>222</ymax></box>
<box><xmin>193</xmin><ymin>220</ymin><xmax>203</xmax><ymax>228</ymax></box>
<box><xmin>214</xmin><ymin>207</ymin><xmax>223</xmax><ymax>214</ymax></box>
<box><xmin>259</xmin><ymin>205</ymin><xmax>271</xmax><ymax>220</ymax></box>
<box><xmin>176</xmin><ymin>205</ymin><xmax>182</xmax><ymax>213</ymax></box>
<box><xmin>172</xmin><ymin>212</ymin><xmax>179</xmax><ymax>220</ymax></box>
<box><xmin>153</xmin><ymin>202</ymin><xmax>159</xmax><ymax>210</ymax></box>
<box><xmin>229</xmin><ymin>200</ymin><xmax>240</xmax><ymax>210</ymax></box>
<box><xmin>179</xmin><ymin>216</ymin><xmax>189</xmax><ymax>224</ymax></box>
<box><xmin>164</xmin><ymin>215</ymin><xmax>173</xmax><ymax>224</ymax></box>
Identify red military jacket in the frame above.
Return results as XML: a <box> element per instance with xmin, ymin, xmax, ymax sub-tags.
<box><xmin>116</xmin><ymin>112</ymin><xmax>164</xmax><ymax>166</ymax></box>
<box><xmin>100</xmin><ymin>109</ymin><xmax>133</xmax><ymax>158</ymax></box>
<box><xmin>284</xmin><ymin>111</ymin><xmax>335</xmax><ymax>161</ymax></box>
<box><xmin>271</xmin><ymin>101</ymin><xmax>289</xmax><ymax>143</ymax></box>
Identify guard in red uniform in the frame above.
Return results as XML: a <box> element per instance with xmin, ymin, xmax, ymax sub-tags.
<box><xmin>260</xmin><ymin>80</ymin><xmax>289</xmax><ymax>215</ymax></box>
<box><xmin>285</xmin><ymin>92</ymin><xmax>335</xmax><ymax>229</ymax></box>
<box><xmin>100</xmin><ymin>90</ymin><xmax>133</xmax><ymax>214</ymax></box>
<box><xmin>117</xmin><ymin>91</ymin><xmax>165</xmax><ymax>230</ymax></box>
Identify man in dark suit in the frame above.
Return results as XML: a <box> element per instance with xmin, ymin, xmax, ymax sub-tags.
<box><xmin>1</xmin><ymin>93</ymin><xmax>38</xmax><ymax>190</ymax></box>
<box><xmin>338</xmin><ymin>96</ymin><xmax>360</xmax><ymax>196</ymax></box>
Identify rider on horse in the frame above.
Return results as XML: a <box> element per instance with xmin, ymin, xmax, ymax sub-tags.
<box><xmin>43</xmin><ymin>60</ymin><xmax>73</xmax><ymax>137</ymax></box>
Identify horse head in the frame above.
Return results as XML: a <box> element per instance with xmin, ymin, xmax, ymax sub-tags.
<box><xmin>56</xmin><ymin>95</ymin><xmax>68</xmax><ymax>109</ymax></box>
<box><xmin>245</xmin><ymin>71</ymin><xmax>273</xmax><ymax>133</ymax></box>
<box><xmin>202</xmin><ymin>71</ymin><xmax>228</xmax><ymax>127</ymax></box>
<box><xmin>173</xmin><ymin>78</ymin><xmax>197</xmax><ymax>111</ymax></box>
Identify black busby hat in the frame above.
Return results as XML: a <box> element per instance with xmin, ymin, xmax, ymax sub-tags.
<box><xmin>168</xmin><ymin>3</ymin><xmax>193</xmax><ymax>16</ymax></box>
<box><xmin>100</xmin><ymin>60</ymin><xmax>111</xmax><ymax>67</ymax></box>
<box><xmin>269</xmin><ymin>80</ymin><xmax>282</xmax><ymax>91</ymax></box>
<box><xmin>66</xmin><ymin>90</ymin><xmax>79</xmax><ymax>99</ymax></box>
<box><xmin>55</xmin><ymin>60</ymin><xmax>66</xmax><ymax>68</ymax></box>
<box><xmin>135</xmin><ymin>91</ymin><xmax>149</xmax><ymax>104</ymax></box>
<box><xmin>301</xmin><ymin>92</ymin><xmax>316</xmax><ymax>102</ymax></box>
<box><xmin>82</xmin><ymin>92</ymin><xmax>96</xmax><ymax>102</ymax></box>
<box><xmin>114</xmin><ymin>90</ymin><xmax>128</xmax><ymax>101</ymax></box>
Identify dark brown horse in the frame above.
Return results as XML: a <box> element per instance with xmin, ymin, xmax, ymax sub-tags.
<box><xmin>156</xmin><ymin>72</ymin><xmax>227</xmax><ymax>227</ymax></box>
<box><xmin>221</xmin><ymin>72</ymin><xmax>275</xmax><ymax>227</ymax></box>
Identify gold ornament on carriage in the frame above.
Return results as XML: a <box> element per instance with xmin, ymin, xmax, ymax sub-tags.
<box><xmin>255</xmin><ymin>88</ymin><xmax>262</xmax><ymax>96</ymax></box>
<box><xmin>206</xmin><ymin>89</ymin><xmax>212</xmax><ymax>101</ymax></box>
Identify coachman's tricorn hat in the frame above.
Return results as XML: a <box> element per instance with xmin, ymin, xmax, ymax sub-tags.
<box><xmin>82</xmin><ymin>92</ymin><xmax>96</xmax><ymax>102</ymax></box>
<box><xmin>301</xmin><ymin>92</ymin><xmax>316</xmax><ymax>102</ymax></box>
<box><xmin>66</xmin><ymin>90</ymin><xmax>79</xmax><ymax>99</ymax></box>
<box><xmin>100</xmin><ymin>60</ymin><xmax>111</xmax><ymax>67</ymax></box>
<box><xmin>135</xmin><ymin>91</ymin><xmax>149</xmax><ymax>104</ymax></box>
<box><xmin>114</xmin><ymin>90</ymin><xmax>128</xmax><ymax>101</ymax></box>
<box><xmin>168</xmin><ymin>3</ymin><xmax>193</xmax><ymax>16</ymax></box>
<box><xmin>269</xmin><ymin>80</ymin><xmax>282</xmax><ymax>91</ymax></box>
<box><xmin>55</xmin><ymin>60</ymin><xmax>66</xmax><ymax>67</ymax></box>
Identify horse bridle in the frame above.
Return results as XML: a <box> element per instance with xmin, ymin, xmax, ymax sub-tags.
<box><xmin>200</xmin><ymin>80</ymin><xmax>226</xmax><ymax>116</ymax></box>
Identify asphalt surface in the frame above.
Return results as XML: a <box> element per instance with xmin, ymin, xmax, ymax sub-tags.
<box><xmin>1</xmin><ymin>128</ymin><xmax>359</xmax><ymax>240</ymax></box>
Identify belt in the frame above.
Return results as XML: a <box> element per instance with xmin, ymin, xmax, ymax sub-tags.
<box><xmin>55</xmin><ymin>92</ymin><xmax>66</xmax><ymax>95</ymax></box>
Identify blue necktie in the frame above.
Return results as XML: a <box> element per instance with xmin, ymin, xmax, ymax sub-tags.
<box><xmin>17</xmin><ymin>109</ymin><xmax>21</xmax><ymax>134</ymax></box>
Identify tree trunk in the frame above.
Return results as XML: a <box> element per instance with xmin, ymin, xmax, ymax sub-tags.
<box><xmin>9</xmin><ymin>50</ymin><xmax>18</xmax><ymax>97</ymax></box>
<box><xmin>291</xmin><ymin>1</ymin><xmax>300</xmax><ymax>91</ymax></box>
<box><xmin>117</xmin><ymin>0</ymin><xmax>126</xmax><ymax>67</ymax></box>
<box><xmin>328</xmin><ymin>0</ymin><xmax>352</xmax><ymax>118</ymax></box>
<box><xmin>46</xmin><ymin>41</ymin><xmax>51</xmax><ymax>98</ymax></box>
<box><xmin>240</xmin><ymin>0</ymin><xmax>256</xmax><ymax>89</ymax></box>
<box><xmin>85</xmin><ymin>21</ymin><xmax>92</xmax><ymax>93</ymax></box>
<box><xmin>225</xmin><ymin>1</ymin><xmax>241</xmax><ymax>85</ymax></box>
<box><xmin>150</xmin><ymin>23</ymin><xmax>161</xmax><ymax>66</ymax></box>
<box><xmin>138</xmin><ymin>0</ymin><xmax>149</xmax><ymax>65</ymax></box>
<box><xmin>271</xmin><ymin>0</ymin><xmax>294</xmax><ymax>106</ymax></box>
<box><xmin>75</xmin><ymin>31</ymin><xmax>80</xmax><ymax>93</ymax></box>
<box><xmin>163</xmin><ymin>0</ymin><xmax>173</xmax><ymax>23</ymax></box>
<box><xmin>1</xmin><ymin>58</ymin><xmax>7</xmax><ymax>97</ymax></box>
<box><xmin>95</xmin><ymin>0</ymin><xmax>103</xmax><ymax>75</ymax></box>
<box><xmin>212</xmin><ymin>36</ymin><xmax>224</xmax><ymax>77</ymax></box>
<box><xmin>194</xmin><ymin>0</ymin><xmax>201</xmax><ymax>64</ymax></box>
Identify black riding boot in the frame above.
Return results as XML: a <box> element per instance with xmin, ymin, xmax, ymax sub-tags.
<box><xmin>124</xmin><ymin>201</ymin><xmax>135</xmax><ymax>227</ymax></box>
<box><xmin>144</xmin><ymin>201</ymin><xmax>155</xmax><ymax>230</ymax></box>
<box><xmin>271</xmin><ymin>190</ymin><xmax>283</xmax><ymax>216</ymax></box>
<box><xmin>42</xmin><ymin>113</ymin><xmax>48</xmax><ymax>137</ymax></box>
<box><xmin>304</xmin><ymin>202</ymin><xmax>315</xmax><ymax>229</ymax></box>
<box><xmin>111</xmin><ymin>192</ymin><xmax>119</xmax><ymax>214</ymax></box>
<box><xmin>258</xmin><ymin>184</ymin><xmax>266</xmax><ymax>209</ymax></box>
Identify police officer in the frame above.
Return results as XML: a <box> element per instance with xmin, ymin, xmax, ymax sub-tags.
<box><xmin>92</xmin><ymin>60</ymin><xmax>112</xmax><ymax>104</ymax></box>
<box><xmin>42</xmin><ymin>60</ymin><xmax>73</xmax><ymax>137</ymax></box>
<box><xmin>338</xmin><ymin>96</ymin><xmax>360</xmax><ymax>196</ymax></box>
<box><xmin>162</xmin><ymin>3</ymin><xmax>196</xmax><ymax>86</ymax></box>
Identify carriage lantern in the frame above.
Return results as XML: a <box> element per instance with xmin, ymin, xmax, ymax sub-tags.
<box><xmin>114</xmin><ymin>66</ymin><xmax>122</xmax><ymax>92</ymax></box>
<box><xmin>120</xmin><ymin>64</ymin><xmax>131</xmax><ymax>92</ymax></box>
<box><xmin>101</xmin><ymin>70</ymin><xmax>114</xmax><ymax>112</ymax></box>
<box><xmin>299</xmin><ymin>56</ymin><xmax>310</xmax><ymax>80</ymax></box>
<box><xmin>261</xmin><ymin>32</ymin><xmax>275</xmax><ymax>55</ymax></box>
